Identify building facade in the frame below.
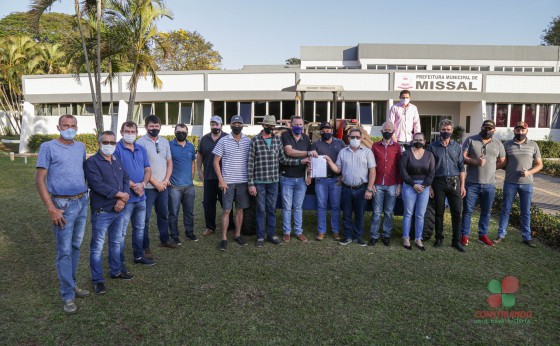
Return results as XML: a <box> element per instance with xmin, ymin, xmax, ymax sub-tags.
<box><xmin>19</xmin><ymin>43</ymin><xmax>560</xmax><ymax>153</ymax></box>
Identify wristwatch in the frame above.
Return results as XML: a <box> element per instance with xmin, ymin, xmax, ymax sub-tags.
<box><xmin>367</xmin><ymin>189</ymin><xmax>373</xmax><ymax>193</ymax></box>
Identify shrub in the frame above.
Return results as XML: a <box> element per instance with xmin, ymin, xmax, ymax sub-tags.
<box><xmin>492</xmin><ymin>188</ymin><xmax>560</xmax><ymax>248</ymax></box>
<box><xmin>541</xmin><ymin>160</ymin><xmax>560</xmax><ymax>177</ymax></box>
<box><xmin>534</xmin><ymin>140</ymin><xmax>560</xmax><ymax>159</ymax></box>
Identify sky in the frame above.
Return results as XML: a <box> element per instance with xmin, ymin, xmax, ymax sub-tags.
<box><xmin>1</xmin><ymin>0</ymin><xmax>559</xmax><ymax>69</ymax></box>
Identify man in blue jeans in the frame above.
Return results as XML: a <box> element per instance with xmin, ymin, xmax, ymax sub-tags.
<box><xmin>325</xmin><ymin>128</ymin><xmax>376</xmax><ymax>246</ymax></box>
<box><xmin>495</xmin><ymin>122</ymin><xmax>543</xmax><ymax>247</ymax></box>
<box><xmin>137</xmin><ymin>115</ymin><xmax>178</xmax><ymax>255</ymax></box>
<box><xmin>168</xmin><ymin>123</ymin><xmax>198</xmax><ymax>245</ymax></box>
<box><xmin>461</xmin><ymin>119</ymin><xmax>505</xmax><ymax>247</ymax></box>
<box><xmin>114</xmin><ymin>121</ymin><xmax>155</xmax><ymax>268</ymax></box>
<box><xmin>311</xmin><ymin>121</ymin><xmax>344</xmax><ymax>241</ymax></box>
<box><xmin>85</xmin><ymin>131</ymin><xmax>133</xmax><ymax>295</ymax></box>
<box><xmin>280</xmin><ymin>115</ymin><xmax>317</xmax><ymax>243</ymax></box>
<box><xmin>369</xmin><ymin>121</ymin><xmax>402</xmax><ymax>246</ymax></box>
<box><xmin>248</xmin><ymin>115</ymin><xmax>308</xmax><ymax>247</ymax></box>
<box><xmin>36</xmin><ymin>115</ymin><xmax>90</xmax><ymax>314</ymax></box>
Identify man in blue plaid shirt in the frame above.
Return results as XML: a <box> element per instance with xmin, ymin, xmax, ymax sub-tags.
<box><xmin>247</xmin><ymin>115</ymin><xmax>310</xmax><ymax>248</ymax></box>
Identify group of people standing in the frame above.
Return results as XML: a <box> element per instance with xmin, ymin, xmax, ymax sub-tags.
<box><xmin>36</xmin><ymin>90</ymin><xmax>543</xmax><ymax>315</ymax></box>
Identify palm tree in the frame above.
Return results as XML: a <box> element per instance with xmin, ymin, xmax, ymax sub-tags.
<box><xmin>29</xmin><ymin>0</ymin><xmax>105</xmax><ymax>132</ymax></box>
<box><xmin>106</xmin><ymin>0</ymin><xmax>173</xmax><ymax>121</ymax></box>
<box><xmin>39</xmin><ymin>43</ymin><xmax>67</xmax><ymax>74</ymax></box>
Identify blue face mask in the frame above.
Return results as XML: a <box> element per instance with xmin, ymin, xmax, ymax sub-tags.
<box><xmin>440</xmin><ymin>131</ymin><xmax>452</xmax><ymax>140</ymax></box>
<box><xmin>291</xmin><ymin>126</ymin><xmax>303</xmax><ymax>135</ymax></box>
<box><xmin>60</xmin><ymin>128</ymin><xmax>77</xmax><ymax>140</ymax></box>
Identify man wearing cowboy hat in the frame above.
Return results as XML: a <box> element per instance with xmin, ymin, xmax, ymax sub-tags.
<box><xmin>247</xmin><ymin>115</ymin><xmax>310</xmax><ymax>248</ymax></box>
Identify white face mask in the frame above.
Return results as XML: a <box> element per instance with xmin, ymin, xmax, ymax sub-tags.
<box><xmin>349</xmin><ymin>138</ymin><xmax>361</xmax><ymax>148</ymax></box>
<box><xmin>101</xmin><ymin>145</ymin><xmax>116</xmax><ymax>156</ymax></box>
<box><xmin>401</xmin><ymin>98</ymin><xmax>410</xmax><ymax>105</ymax></box>
<box><xmin>123</xmin><ymin>134</ymin><xmax>137</xmax><ymax>144</ymax></box>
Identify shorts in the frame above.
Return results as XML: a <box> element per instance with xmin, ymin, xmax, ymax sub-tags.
<box><xmin>222</xmin><ymin>183</ymin><xmax>250</xmax><ymax>210</ymax></box>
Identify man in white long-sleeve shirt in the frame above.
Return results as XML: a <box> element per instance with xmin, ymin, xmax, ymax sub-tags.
<box><xmin>388</xmin><ymin>90</ymin><xmax>421</xmax><ymax>146</ymax></box>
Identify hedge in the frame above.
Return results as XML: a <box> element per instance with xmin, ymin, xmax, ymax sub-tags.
<box><xmin>492</xmin><ymin>188</ymin><xmax>560</xmax><ymax>248</ymax></box>
<box><xmin>541</xmin><ymin>160</ymin><xmax>560</xmax><ymax>177</ymax></box>
<box><xmin>533</xmin><ymin>140</ymin><xmax>560</xmax><ymax>159</ymax></box>
<box><xmin>28</xmin><ymin>134</ymin><xmax>200</xmax><ymax>153</ymax></box>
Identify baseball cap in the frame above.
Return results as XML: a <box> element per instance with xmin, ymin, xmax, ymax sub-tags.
<box><xmin>210</xmin><ymin>115</ymin><xmax>222</xmax><ymax>124</ymax></box>
<box><xmin>482</xmin><ymin>119</ymin><xmax>496</xmax><ymax>129</ymax></box>
<box><xmin>230</xmin><ymin>115</ymin><xmax>243</xmax><ymax>125</ymax></box>
<box><xmin>514</xmin><ymin>121</ymin><xmax>528</xmax><ymax>129</ymax></box>
<box><xmin>319</xmin><ymin>121</ymin><xmax>332</xmax><ymax>130</ymax></box>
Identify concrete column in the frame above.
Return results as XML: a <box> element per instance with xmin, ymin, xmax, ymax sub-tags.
<box><xmin>202</xmin><ymin>99</ymin><xmax>212</xmax><ymax>135</ymax></box>
<box><xmin>18</xmin><ymin>102</ymin><xmax>35</xmax><ymax>154</ymax></box>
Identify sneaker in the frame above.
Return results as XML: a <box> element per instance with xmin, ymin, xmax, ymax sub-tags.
<box><xmin>296</xmin><ymin>234</ymin><xmax>308</xmax><ymax>243</ymax></box>
<box><xmin>256</xmin><ymin>239</ymin><xmax>264</xmax><ymax>248</ymax></box>
<box><xmin>368</xmin><ymin>238</ymin><xmax>378</xmax><ymax>246</ymax></box>
<box><xmin>523</xmin><ymin>239</ymin><xmax>537</xmax><ymax>248</ymax></box>
<box><xmin>332</xmin><ymin>233</ymin><xmax>341</xmax><ymax>241</ymax></box>
<box><xmin>121</xmin><ymin>262</ymin><xmax>130</xmax><ymax>275</ymax></box>
<box><xmin>267</xmin><ymin>236</ymin><xmax>282</xmax><ymax>245</ymax></box>
<box><xmin>93</xmin><ymin>282</ymin><xmax>107</xmax><ymax>295</ymax></box>
<box><xmin>493</xmin><ymin>237</ymin><xmax>504</xmax><ymax>244</ymax></box>
<box><xmin>134</xmin><ymin>257</ymin><xmax>156</xmax><ymax>266</ymax></box>
<box><xmin>382</xmin><ymin>237</ymin><xmax>391</xmax><ymax>246</ymax></box>
<box><xmin>355</xmin><ymin>239</ymin><xmax>367</xmax><ymax>247</ymax></box>
<box><xmin>110</xmin><ymin>272</ymin><xmax>135</xmax><ymax>280</ymax></box>
<box><xmin>160</xmin><ymin>240</ymin><xmax>179</xmax><ymax>249</ymax></box>
<box><xmin>283</xmin><ymin>234</ymin><xmax>291</xmax><ymax>242</ymax></box>
<box><xmin>234</xmin><ymin>237</ymin><xmax>247</xmax><ymax>246</ymax></box>
<box><xmin>62</xmin><ymin>299</ymin><xmax>77</xmax><ymax>314</ymax></box>
<box><xmin>172</xmin><ymin>238</ymin><xmax>182</xmax><ymax>246</ymax></box>
<box><xmin>202</xmin><ymin>229</ymin><xmax>214</xmax><ymax>237</ymax></box>
<box><xmin>316</xmin><ymin>233</ymin><xmax>325</xmax><ymax>241</ymax></box>
<box><xmin>219</xmin><ymin>240</ymin><xmax>228</xmax><ymax>251</ymax></box>
<box><xmin>143</xmin><ymin>248</ymin><xmax>153</xmax><ymax>260</ymax></box>
<box><xmin>460</xmin><ymin>235</ymin><xmax>469</xmax><ymax>246</ymax></box>
<box><xmin>74</xmin><ymin>287</ymin><xmax>90</xmax><ymax>298</ymax></box>
<box><xmin>185</xmin><ymin>233</ymin><xmax>199</xmax><ymax>242</ymax></box>
<box><xmin>478</xmin><ymin>235</ymin><xmax>494</xmax><ymax>247</ymax></box>
<box><xmin>339</xmin><ymin>238</ymin><xmax>352</xmax><ymax>246</ymax></box>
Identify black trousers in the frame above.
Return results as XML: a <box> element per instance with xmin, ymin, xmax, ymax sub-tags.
<box><xmin>202</xmin><ymin>179</ymin><xmax>234</xmax><ymax>231</ymax></box>
<box><xmin>432</xmin><ymin>176</ymin><xmax>462</xmax><ymax>243</ymax></box>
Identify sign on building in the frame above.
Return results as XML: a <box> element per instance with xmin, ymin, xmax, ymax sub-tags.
<box><xmin>394</xmin><ymin>73</ymin><xmax>482</xmax><ymax>92</ymax></box>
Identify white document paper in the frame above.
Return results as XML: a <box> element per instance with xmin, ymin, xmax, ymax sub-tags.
<box><xmin>311</xmin><ymin>156</ymin><xmax>327</xmax><ymax>178</ymax></box>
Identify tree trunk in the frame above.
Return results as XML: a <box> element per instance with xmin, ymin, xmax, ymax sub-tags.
<box><xmin>126</xmin><ymin>75</ymin><xmax>138</xmax><ymax>122</ymax></box>
<box><xmin>108</xmin><ymin>60</ymin><xmax>118</xmax><ymax>134</ymax></box>
<box><xmin>94</xmin><ymin>0</ymin><xmax>104</xmax><ymax>133</ymax></box>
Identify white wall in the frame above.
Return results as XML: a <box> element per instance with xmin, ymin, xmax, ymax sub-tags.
<box><xmin>486</xmin><ymin>75</ymin><xmax>560</xmax><ymax>93</ymax></box>
<box><xmin>24</xmin><ymin>76</ymin><xmax>115</xmax><ymax>95</ymax></box>
<box><xmin>299</xmin><ymin>73</ymin><xmax>389</xmax><ymax>91</ymax></box>
<box><xmin>207</xmin><ymin>73</ymin><xmax>296</xmax><ymax>91</ymax></box>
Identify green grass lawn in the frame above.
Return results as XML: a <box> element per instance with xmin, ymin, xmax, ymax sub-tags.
<box><xmin>1</xmin><ymin>156</ymin><xmax>559</xmax><ymax>345</ymax></box>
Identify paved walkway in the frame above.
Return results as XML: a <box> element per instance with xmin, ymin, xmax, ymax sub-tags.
<box><xmin>495</xmin><ymin>171</ymin><xmax>560</xmax><ymax>215</ymax></box>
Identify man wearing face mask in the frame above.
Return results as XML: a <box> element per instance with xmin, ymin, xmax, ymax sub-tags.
<box><xmin>325</xmin><ymin>128</ymin><xmax>376</xmax><ymax>246</ymax></box>
<box><xmin>196</xmin><ymin>116</ymin><xmax>234</xmax><ymax>237</ymax></box>
<box><xmin>213</xmin><ymin>115</ymin><xmax>252</xmax><ymax>251</ymax></box>
<box><xmin>36</xmin><ymin>115</ymin><xmax>90</xmax><ymax>314</ymax></box>
<box><xmin>280</xmin><ymin>115</ymin><xmax>317</xmax><ymax>243</ymax></box>
<box><xmin>389</xmin><ymin>90</ymin><xmax>421</xmax><ymax>148</ymax></box>
<box><xmin>427</xmin><ymin>119</ymin><xmax>466</xmax><ymax>252</ymax></box>
<box><xmin>496</xmin><ymin>122</ymin><xmax>543</xmax><ymax>248</ymax></box>
<box><xmin>114</xmin><ymin>121</ymin><xmax>155</xmax><ymax>270</ymax></box>
<box><xmin>460</xmin><ymin>119</ymin><xmax>505</xmax><ymax>247</ymax></box>
<box><xmin>369</xmin><ymin>121</ymin><xmax>402</xmax><ymax>246</ymax></box>
<box><xmin>168</xmin><ymin>124</ymin><xmax>198</xmax><ymax>245</ymax></box>
<box><xmin>248</xmin><ymin>115</ymin><xmax>308</xmax><ymax>248</ymax></box>
<box><xmin>311</xmin><ymin>121</ymin><xmax>345</xmax><ymax>241</ymax></box>
<box><xmin>85</xmin><ymin>131</ymin><xmax>133</xmax><ymax>295</ymax></box>
<box><xmin>137</xmin><ymin>115</ymin><xmax>178</xmax><ymax>256</ymax></box>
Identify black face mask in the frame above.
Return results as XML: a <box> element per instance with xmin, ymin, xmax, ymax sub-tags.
<box><xmin>147</xmin><ymin>129</ymin><xmax>160</xmax><ymax>138</ymax></box>
<box><xmin>321</xmin><ymin>133</ymin><xmax>332</xmax><ymax>141</ymax></box>
<box><xmin>211</xmin><ymin>128</ymin><xmax>221</xmax><ymax>135</ymax></box>
<box><xmin>263</xmin><ymin>127</ymin><xmax>273</xmax><ymax>135</ymax></box>
<box><xmin>480</xmin><ymin>129</ymin><xmax>494</xmax><ymax>139</ymax></box>
<box><xmin>439</xmin><ymin>131</ymin><xmax>452</xmax><ymax>140</ymax></box>
<box><xmin>382</xmin><ymin>131</ymin><xmax>393</xmax><ymax>140</ymax></box>
<box><xmin>413</xmin><ymin>141</ymin><xmax>424</xmax><ymax>149</ymax></box>
<box><xmin>231</xmin><ymin>127</ymin><xmax>243</xmax><ymax>135</ymax></box>
<box><xmin>514</xmin><ymin>133</ymin><xmax>527</xmax><ymax>142</ymax></box>
<box><xmin>175</xmin><ymin>133</ymin><xmax>187</xmax><ymax>142</ymax></box>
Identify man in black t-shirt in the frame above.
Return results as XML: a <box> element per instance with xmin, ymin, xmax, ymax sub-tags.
<box><xmin>196</xmin><ymin>116</ymin><xmax>233</xmax><ymax>236</ymax></box>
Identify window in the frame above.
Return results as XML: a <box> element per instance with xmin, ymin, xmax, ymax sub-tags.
<box><xmin>179</xmin><ymin>103</ymin><xmax>193</xmax><ymax>124</ymax></box>
<box><xmin>269</xmin><ymin>101</ymin><xmax>280</xmax><ymax>119</ymax></box>
<box><xmin>359</xmin><ymin>103</ymin><xmax>372</xmax><ymax>125</ymax></box>
<box><xmin>485</xmin><ymin>104</ymin><xmax>494</xmax><ymax>124</ymax></box>
<box><xmin>432</xmin><ymin>65</ymin><xmax>441</xmax><ymax>70</ymax></box>
<box><xmin>303</xmin><ymin>101</ymin><xmax>314</xmax><ymax>123</ymax></box>
<box><xmin>495</xmin><ymin>104</ymin><xmax>508</xmax><ymax>127</ymax></box>
<box><xmin>168</xmin><ymin>102</ymin><xmax>180</xmax><ymax>125</ymax></box>
<box><xmin>544</xmin><ymin>67</ymin><xmax>554</xmax><ymax>72</ymax></box>
<box><xmin>538</xmin><ymin>104</ymin><xmax>550</xmax><ymax>128</ymax></box>
<box><xmin>282</xmin><ymin>101</ymin><xmax>296</xmax><ymax>119</ymax></box>
<box><xmin>510</xmin><ymin>104</ymin><xmax>522</xmax><ymax>127</ymax></box>
<box><xmin>213</xmin><ymin>101</ymin><xmax>224</xmax><ymax>118</ymax></box>
<box><xmin>84</xmin><ymin>104</ymin><xmax>95</xmax><ymax>115</ymax></box>
<box><xmin>524</xmin><ymin>104</ymin><xmax>536</xmax><ymax>128</ymax></box>
<box><xmin>254</xmin><ymin>101</ymin><xmax>266</xmax><ymax>122</ymax></box>
<box><xmin>193</xmin><ymin>101</ymin><xmax>205</xmax><ymax>125</ymax></box>
<box><xmin>225</xmin><ymin>102</ymin><xmax>237</xmax><ymax>123</ymax></box>
<box><xmin>60</xmin><ymin>104</ymin><xmax>72</xmax><ymax>115</ymax></box>
<box><xmin>551</xmin><ymin>105</ymin><xmax>560</xmax><ymax>129</ymax></box>
<box><xmin>315</xmin><ymin>101</ymin><xmax>328</xmax><ymax>123</ymax></box>
<box><xmin>374</xmin><ymin>102</ymin><xmax>386</xmax><ymax>126</ymax></box>
<box><xmin>101</xmin><ymin>103</ymin><xmax>118</xmax><ymax>115</ymax></box>
<box><xmin>239</xmin><ymin>102</ymin><xmax>251</xmax><ymax>124</ymax></box>
<box><xmin>343</xmin><ymin>101</ymin><xmax>356</xmax><ymax>119</ymax></box>
<box><xmin>154</xmin><ymin>103</ymin><xmax>166</xmax><ymax>123</ymax></box>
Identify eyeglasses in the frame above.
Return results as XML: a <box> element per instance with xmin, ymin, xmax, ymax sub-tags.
<box><xmin>348</xmin><ymin>136</ymin><xmax>361</xmax><ymax>140</ymax></box>
<box><xmin>155</xmin><ymin>142</ymin><xmax>160</xmax><ymax>154</ymax></box>
<box><xmin>481</xmin><ymin>144</ymin><xmax>487</xmax><ymax>156</ymax></box>
<box><xmin>101</xmin><ymin>141</ymin><xmax>116</xmax><ymax>145</ymax></box>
